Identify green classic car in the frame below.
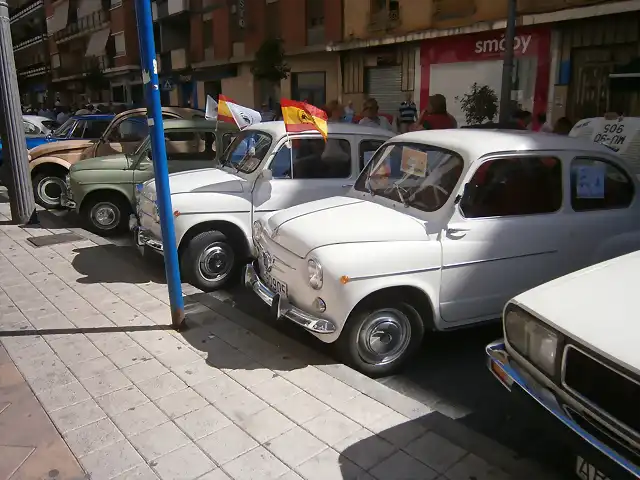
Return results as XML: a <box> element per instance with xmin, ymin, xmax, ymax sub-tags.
<box><xmin>63</xmin><ymin>119</ymin><xmax>238</xmax><ymax>236</ymax></box>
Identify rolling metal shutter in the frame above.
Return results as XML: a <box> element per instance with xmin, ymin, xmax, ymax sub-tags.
<box><xmin>366</xmin><ymin>66</ymin><xmax>404</xmax><ymax>117</ymax></box>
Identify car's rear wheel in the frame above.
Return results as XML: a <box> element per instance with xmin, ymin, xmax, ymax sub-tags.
<box><xmin>80</xmin><ymin>193</ymin><xmax>130</xmax><ymax>236</ymax></box>
<box><xmin>336</xmin><ymin>297</ymin><xmax>425</xmax><ymax>377</ymax></box>
<box><xmin>180</xmin><ymin>230</ymin><xmax>239</xmax><ymax>291</ymax></box>
<box><xmin>33</xmin><ymin>171</ymin><xmax>67</xmax><ymax>209</ymax></box>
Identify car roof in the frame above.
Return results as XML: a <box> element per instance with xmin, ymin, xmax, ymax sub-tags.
<box><xmin>111</xmin><ymin>106</ymin><xmax>204</xmax><ymax>123</ymax></box>
<box><xmin>246</xmin><ymin>121</ymin><xmax>396</xmax><ymax>138</ymax></box>
<box><xmin>162</xmin><ymin>119</ymin><xmax>239</xmax><ymax>131</ymax></box>
<box><xmin>23</xmin><ymin>115</ymin><xmax>50</xmax><ymax>123</ymax></box>
<box><xmin>70</xmin><ymin>114</ymin><xmax>115</xmax><ymax>121</ymax></box>
<box><xmin>395</xmin><ymin>129</ymin><xmax>619</xmax><ymax>160</ymax></box>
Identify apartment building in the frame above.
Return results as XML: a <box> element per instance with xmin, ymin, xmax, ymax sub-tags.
<box><xmin>334</xmin><ymin>0</ymin><xmax>640</xmax><ymax>123</ymax></box>
<box><xmin>10</xmin><ymin>0</ymin><xmax>51</xmax><ymax>106</ymax></box>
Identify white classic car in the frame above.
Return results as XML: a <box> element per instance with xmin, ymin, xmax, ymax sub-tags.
<box><xmin>487</xmin><ymin>251</ymin><xmax>640</xmax><ymax>480</ymax></box>
<box><xmin>132</xmin><ymin>121</ymin><xmax>394</xmax><ymax>291</ymax></box>
<box><xmin>245</xmin><ymin>129</ymin><xmax>640</xmax><ymax>376</ymax></box>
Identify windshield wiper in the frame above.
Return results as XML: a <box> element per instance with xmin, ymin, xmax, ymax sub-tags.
<box><xmin>390</xmin><ymin>182</ymin><xmax>409</xmax><ymax>207</ymax></box>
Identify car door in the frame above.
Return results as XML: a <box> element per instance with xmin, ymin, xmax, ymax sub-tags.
<box><xmin>95</xmin><ymin>113</ymin><xmax>149</xmax><ymax>157</ymax></box>
<box><xmin>252</xmin><ymin>134</ymin><xmax>357</xmax><ymax>221</ymax></box>
<box><xmin>439</xmin><ymin>154</ymin><xmax>569</xmax><ymax>324</ymax></box>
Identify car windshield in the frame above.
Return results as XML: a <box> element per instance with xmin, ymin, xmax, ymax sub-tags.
<box><xmin>52</xmin><ymin>118</ymin><xmax>76</xmax><ymax>137</ymax></box>
<box><xmin>354</xmin><ymin>142</ymin><xmax>465</xmax><ymax>212</ymax></box>
<box><xmin>220</xmin><ymin>130</ymin><xmax>272</xmax><ymax>174</ymax></box>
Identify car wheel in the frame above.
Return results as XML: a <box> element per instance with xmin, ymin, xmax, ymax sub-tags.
<box><xmin>81</xmin><ymin>194</ymin><xmax>130</xmax><ymax>236</ymax></box>
<box><xmin>33</xmin><ymin>172</ymin><xmax>66</xmax><ymax>209</ymax></box>
<box><xmin>336</xmin><ymin>298</ymin><xmax>425</xmax><ymax>377</ymax></box>
<box><xmin>181</xmin><ymin>230</ymin><xmax>238</xmax><ymax>292</ymax></box>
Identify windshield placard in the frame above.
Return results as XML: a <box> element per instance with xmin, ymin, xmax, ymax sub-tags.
<box><xmin>401</xmin><ymin>147</ymin><xmax>428</xmax><ymax>177</ymax></box>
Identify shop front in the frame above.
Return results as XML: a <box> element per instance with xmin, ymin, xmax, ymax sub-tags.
<box><xmin>420</xmin><ymin>26</ymin><xmax>551</xmax><ymax>126</ymax></box>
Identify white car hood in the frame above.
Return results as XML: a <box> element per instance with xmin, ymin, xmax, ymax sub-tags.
<box><xmin>166</xmin><ymin>168</ymin><xmax>245</xmax><ymax>195</ymax></box>
<box><xmin>513</xmin><ymin>250</ymin><xmax>640</xmax><ymax>377</ymax></box>
<box><xmin>265</xmin><ymin>196</ymin><xmax>428</xmax><ymax>257</ymax></box>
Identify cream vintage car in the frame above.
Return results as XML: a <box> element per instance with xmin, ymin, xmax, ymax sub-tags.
<box><xmin>246</xmin><ymin>129</ymin><xmax>640</xmax><ymax>376</ymax></box>
<box><xmin>133</xmin><ymin>121</ymin><xmax>394</xmax><ymax>291</ymax></box>
<box><xmin>28</xmin><ymin>107</ymin><xmax>203</xmax><ymax>209</ymax></box>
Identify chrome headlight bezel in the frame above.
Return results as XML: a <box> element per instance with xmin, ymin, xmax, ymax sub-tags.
<box><xmin>307</xmin><ymin>258</ymin><xmax>323</xmax><ymax>290</ymax></box>
<box><xmin>252</xmin><ymin>220</ymin><xmax>263</xmax><ymax>242</ymax></box>
<box><xmin>504</xmin><ymin>304</ymin><xmax>561</xmax><ymax>377</ymax></box>
<box><xmin>152</xmin><ymin>203</ymin><xmax>160</xmax><ymax>223</ymax></box>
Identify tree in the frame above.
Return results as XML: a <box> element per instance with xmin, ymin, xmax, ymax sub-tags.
<box><xmin>455</xmin><ymin>83</ymin><xmax>499</xmax><ymax>125</ymax></box>
<box><xmin>251</xmin><ymin>38</ymin><xmax>290</xmax><ymax>84</ymax></box>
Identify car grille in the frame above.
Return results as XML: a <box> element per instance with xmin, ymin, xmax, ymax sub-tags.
<box><xmin>563</xmin><ymin>345</ymin><xmax>640</xmax><ymax>435</ymax></box>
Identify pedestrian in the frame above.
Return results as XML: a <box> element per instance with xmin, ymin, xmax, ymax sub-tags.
<box><xmin>534</xmin><ymin>112</ymin><xmax>553</xmax><ymax>133</ymax></box>
<box><xmin>324</xmin><ymin>100</ymin><xmax>344</xmax><ymax>123</ymax></box>
<box><xmin>343</xmin><ymin>101</ymin><xmax>355</xmax><ymax>123</ymax></box>
<box><xmin>56</xmin><ymin>107</ymin><xmax>69</xmax><ymax>125</ymax></box>
<box><xmin>260</xmin><ymin>103</ymin><xmax>274</xmax><ymax>122</ymax></box>
<box><xmin>513</xmin><ymin>110</ymin><xmax>533</xmax><ymax>130</ymax></box>
<box><xmin>398</xmin><ymin>93</ymin><xmax>417</xmax><ymax>133</ymax></box>
<box><xmin>358</xmin><ymin>98</ymin><xmax>395</xmax><ymax>132</ymax></box>
<box><xmin>553</xmin><ymin>117</ymin><xmax>573</xmax><ymax>135</ymax></box>
<box><xmin>417</xmin><ymin>94</ymin><xmax>457</xmax><ymax>130</ymax></box>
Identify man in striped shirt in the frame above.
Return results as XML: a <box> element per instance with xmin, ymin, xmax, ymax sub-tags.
<box><xmin>398</xmin><ymin>93</ymin><xmax>417</xmax><ymax>133</ymax></box>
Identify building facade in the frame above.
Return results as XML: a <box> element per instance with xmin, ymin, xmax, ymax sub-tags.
<box><xmin>11</xmin><ymin>0</ymin><xmax>51</xmax><ymax>106</ymax></box>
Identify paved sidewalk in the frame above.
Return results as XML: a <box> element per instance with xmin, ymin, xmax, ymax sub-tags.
<box><xmin>0</xmin><ymin>201</ymin><xmax>554</xmax><ymax>480</ymax></box>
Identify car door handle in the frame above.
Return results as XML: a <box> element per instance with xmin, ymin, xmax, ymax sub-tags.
<box><xmin>342</xmin><ymin>183</ymin><xmax>354</xmax><ymax>188</ymax></box>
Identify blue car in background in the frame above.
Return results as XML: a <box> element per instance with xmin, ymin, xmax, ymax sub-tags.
<box><xmin>0</xmin><ymin>114</ymin><xmax>114</xmax><ymax>163</ymax></box>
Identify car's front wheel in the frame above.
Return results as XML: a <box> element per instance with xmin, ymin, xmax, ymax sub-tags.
<box><xmin>336</xmin><ymin>297</ymin><xmax>425</xmax><ymax>377</ymax></box>
<box><xmin>33</xmin><ymin>171</ymin><xmax>67</xmax><ymax>209</ymax></box>
<box><xmin>80</xmin><ymin>193</ymin><xmax>131</xmax><ymax>236</ymax></box>
<box><xmin>180</xmin><ymin>230</ymin><xmax>239</xmax><ymax>291</ymax></box>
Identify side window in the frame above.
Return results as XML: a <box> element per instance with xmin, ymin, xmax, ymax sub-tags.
<box><xmin>287</xmin><ymin>138</ymin><xmax>351</xmax><ymax>179</ymax></box>
<box><xmin>165</xmin><ymin>130</ymin><xmax>215</xmax><ymax>161</ymax></box>
<box><xmin>83</xmin><ymin>120</ymin><xmax>111</xmax><ymax>138</ymax></box>
<box><xmin>269</xmin><ymin>145</ymin><xmax>292</xmax><ymax>178</ymax></box>
<box><xmin>69</xmin><ymin>120</ymin><xmax>87</xmax><ymax>138</ymax></box>
<box><xmin>461</xmin><ymin>156</ymin><xmax>562</xmax><ymax>218</ymax></box>
<box><xmin>23</xmin><ymin>121</ymin><xmax>39</xmax><ymax>134</ymax></box>
<box><xmin>359</xmin><ymin>139</ymin><xmax>385</xmax><ymax>170</ymax></box>
<box><xmin>570</xmin><ymin>157</ymin><xmax>634</xmax><ymax>211</ymax></box>
<box><xmin>109</xmin><ymin>115</ymin><xmax>148</xmax><ymax>142</ymax></box>
<box><xmin>42</xmin><ymin>120</ymin><xmax>59</xmax><ymax>131</ymax></box>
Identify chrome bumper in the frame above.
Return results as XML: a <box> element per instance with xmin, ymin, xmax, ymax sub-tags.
<box><xmin>243</xmin><ymin>262</ymin><xmax>336</xmax><ymax>334</ymax></box>
<box><xmin>60</xmin><ymin>189</ymin><xmax>76</xmax><ymax>209</ymax></box>
<box><xmin>486</xmin><ymin>341</ymin><xmax>640</xmax><ymax>478</ymax></box>
<box><xmin>130</xmin><ymin>214</ymin><xmax>163</xmax><ymax>253</ymax></box>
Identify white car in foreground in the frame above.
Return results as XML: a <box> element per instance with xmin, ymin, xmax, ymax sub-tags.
<box><xmin>246</xmin><ymin>129</ymin><xmax>640</xmax><ymax>375</ymax></box>
<box><xmin>487</xmin><ymin>251</ymin><xmax>640</xmax><ymax>480</ymax></box>
<box><xmin>133</xmin><ymin>121</ymin><xmax>393</xmax><ymax>291</ymax></box>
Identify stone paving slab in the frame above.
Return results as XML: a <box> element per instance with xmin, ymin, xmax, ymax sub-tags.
<box><xmin>0</xmin><ymin>197</ymin><xmax>559</xmax><ymax>480</ymax></box>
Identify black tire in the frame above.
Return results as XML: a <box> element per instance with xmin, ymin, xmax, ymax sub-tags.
<box><xmin>80</xmin><ymin>193</ymin><xmax>131</xmax><ymax>236</ymax></box>
<box><xmin>33</xmin><ymin>171</ymin><xmax>67</xmax><ymax>209</ymax></box>
<box><xmin>180</xmin><ymin>230</ymin><xmax>239</xmax><ymax>292</ymax></box>
<box><xmin>336</xmin><ymin>297</ymin><xmax>425</xmax><ymax>377</ymax></box>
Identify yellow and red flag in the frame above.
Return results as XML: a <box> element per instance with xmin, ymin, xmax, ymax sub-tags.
<box><xmin>280</xmin><ymin>99</ymin><xmax>328</xmax><ymax>140</ymax></box>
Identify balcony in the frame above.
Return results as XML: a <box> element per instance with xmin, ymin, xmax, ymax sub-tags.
<box><xmin>368</xmin><ymin>2</ymin><xmax>401</xmax><ymax>32</ymax></box>
<box><xmin>17</xmin><ymin>63</ymin><xmax>49</xmax><ymax>79</ymax></box>
<box><xmin>13</xmin><ymin>33</ymin><xmax>47</xmax><ymax>52</ymax></box>
<box><xmin>158</xmin><ymin>48</ymin><xmax>189</xmax><ymax>72</ymax></box>
<box><xmin>10</xmin><ymin>0</ymin><xmax>43</xmax><ymax>25</ymax></box>
<box><xmin>53</xmin><ymin>54</ymin><xmax>113</xmax><ymax>79</ymax></box>
<box><xmin>53</xmin><ymin>8</ymin><xmax>109</xmax><ymax>43</ymax></box>
<box><xmin>152</xmin><ymin>0</ymin><xmax>188</xmax><ymax>21</ymax></box>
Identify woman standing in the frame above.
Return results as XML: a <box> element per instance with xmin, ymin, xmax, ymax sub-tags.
<box><xmin>417</xmin><ymin>94</ymin><xmax>457</xmax><ymax>130</ymax></box>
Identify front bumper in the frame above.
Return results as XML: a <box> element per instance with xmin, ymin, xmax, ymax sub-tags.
<box><xmin>243</xmin><ymin>261</ymin><xmax>336</xmax><ymax>335</ymax></box>
<box><xmin>129</xmin><ymin>214</ymin><xmax>163</xmax><ymax>253</ymax></box>
<box><xmin>487</xmin><ymin>341</ymin><xmax>640</xmax><ymax>480</ymax></box>
<box><xmin>60</xmin><ymin>181</ymin><xmax>76</xmax><ymax>209</ymax></box>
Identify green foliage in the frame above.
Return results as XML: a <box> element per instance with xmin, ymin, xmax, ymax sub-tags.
<box><xmin>455</xmin><ymin>83</ymin><xmax>499</xmax><ymax>125</ymax></box>
<box><xmin>251</xmin><ymin>38</ymin><xmax>290</xmax><ymax>83</ymax></box>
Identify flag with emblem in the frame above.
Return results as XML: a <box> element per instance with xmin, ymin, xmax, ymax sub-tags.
<box><xmin>280</xmin><ymin>99</ymin><xmax>328</xmax><ymax>140</ymax></box>
<box><xmin>218</xmin><ymin>95</ymin><xmax>261</xmax><ymax>130</ymax></box>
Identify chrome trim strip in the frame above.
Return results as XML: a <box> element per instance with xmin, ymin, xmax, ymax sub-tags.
<box><xmin>444</xmin><ymin>249</ymin><xmax>557</xmax><ymax>269</ymax></box>
<box><xmin>561</xmin><ymin>344</ymin><xmax>640</xmax><ymax>446</ymax></box>
<box><xmin>130</xmin><ymin>217</ymin><xmax>163</xmax><ymax>253</ymax></box>
<box><xmin>487</xmin><ymin>342</ymin><xmax>640</xmax><ymax>478</ymax></box>
<box><xmin>243</xmin><ymin>262</ymin><xmax>336</xmax><ymax>334</ymax></box>
<box><xmin>348</xmin><ymin>265</ymin><xmax>441</xmax><ymax>281</ymax></box>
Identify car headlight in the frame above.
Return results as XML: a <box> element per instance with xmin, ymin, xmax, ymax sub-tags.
<box><xmin>504</xmin><ymin>305</ymin><xmax>559</xmax><ymax>377</ymax></box>
<box><xmin>307</xmin><ymin>258</ymin><xmax>323</xmax><ymax>290</ymax></box>
<box><xmin>152</xmin><ymin>203</ymin><xmax>160</xmax><ymax>222</ymax></box>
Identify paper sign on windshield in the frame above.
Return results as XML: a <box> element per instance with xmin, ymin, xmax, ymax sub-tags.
<box><xmin>576</xmin><ymin>165</ymin><xmax>605</xmax><ymax>199</ymax></box>
<box><xmin>401</xmin><ymin>148</ymin><xmax>428</xmax><ymax>177</ymax></box>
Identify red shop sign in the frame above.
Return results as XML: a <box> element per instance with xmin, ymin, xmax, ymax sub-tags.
<box><xmin>421</xmin><ymin>26</ymin><xmax>550</xmax><ymax>64</ymax></box>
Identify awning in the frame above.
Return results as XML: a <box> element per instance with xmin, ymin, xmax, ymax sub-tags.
<box><xmin>77</xmin><ymin>0</ymin><xmax>102</xmax><ymax>19</ymax></box>
<box><xmin>610</xmin><ymin>58</ymin><xmax>640</xmax><ymax>91</ymax></box>
<box><xmin>46</xmin><ymin>0</ymin><xmax>69</xmax><ymax>35</ymax></box>
<box><xmin>85</xmin><ymin>27</ymin><xmax>110</xmax><ymax>57</ymax></box>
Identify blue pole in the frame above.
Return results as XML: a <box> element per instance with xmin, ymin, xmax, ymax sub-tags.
<box><xmin>134</xmin><ymin>0</ymin><xmax>185</xmax><ymax>328</ymax></box>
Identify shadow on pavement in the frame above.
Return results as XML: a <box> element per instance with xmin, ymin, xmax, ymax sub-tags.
<box><xmin>0</xmin><ymin>324</ymin><xmax>174</xmax><ymax>337</ymax></box>
<box><xmin>71</xmin><ymin>244</ymin><xmax>166</xmax><ymax>284</ymax></box>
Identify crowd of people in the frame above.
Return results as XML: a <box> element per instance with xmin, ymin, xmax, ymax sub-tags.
<box><xmin>22</xmin><ymin>102</ymin><xmax>129</xmax><ymax>125</ymax></box>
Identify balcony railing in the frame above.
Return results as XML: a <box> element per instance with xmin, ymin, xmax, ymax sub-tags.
<box><xmin>13</xmin><ymin>33</ymin><xmax>47</xmax><ymax>52</ymax></box>
<box><xmin>53</xmin><ymin>54</ymin><xmax>113</xmax><ymax>78</ymax></box>
<box><xmin>53</xmin><ymin>9</ymin><xmax>109</xmax><ymax>42</ymax></box>
<box><xmin>10</xmin><ymin>0</ymin><xmax>43</xmax><ymax>24</ymax></box>
<box><xmin>17</xmin><ymin>64</ymin><xmax>49</xmax><ymax>78</ymax></box>
<box><xmin>368</xmin><ymin>2</ymin><xmax>401</xmax><ymax>31</ymax></box>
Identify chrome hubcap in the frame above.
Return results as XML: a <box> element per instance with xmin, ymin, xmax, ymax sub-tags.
<box><xmin>356</xmin><ymin>308</ymin><xmax>411</xmax><ymax>366</ymax></box>
<box><xmin>37</xmin><ymin>176</ymin><xmax>65</xmax><ymax>205</ymax></box>
<box><xmin>198</xmin><ymin>243</ymin><xmax>234</xmax><ymax>281</ymax></box>
<box><xmin>90</xmin><ymin>202</ymin><xmax>119</xmax><ymax>229</ymax></box>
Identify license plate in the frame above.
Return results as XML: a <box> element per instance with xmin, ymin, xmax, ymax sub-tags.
<box><xmin>260</xmin><ymin>263</ymin><xmax>287</xmax><ymax>298</ymax></box>
<box><xmin>576</xmin><ymin>456</ymin><xmax>610</xmax><ymax>480</ymax></box>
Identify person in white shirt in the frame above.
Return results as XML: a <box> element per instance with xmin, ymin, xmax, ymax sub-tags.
<box><xmin>358</xmin><ymin>98</ymin><xmax>395</xmax><ymax>132</ymax></box>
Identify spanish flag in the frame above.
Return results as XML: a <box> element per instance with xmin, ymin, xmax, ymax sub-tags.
<box><xmin>217</xmin><ymin>95</ymin><xmax>235</xmax><ymax>124</ymax></box>
<box><xmin>281</xmin><ymin>99</ymin><xmax>328</xmax><ymax>140</ymax></box>
<box><xmin>217</xmin><ymin>95</ymin><xmax>262</xmax><ymax>129</ymax></box>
